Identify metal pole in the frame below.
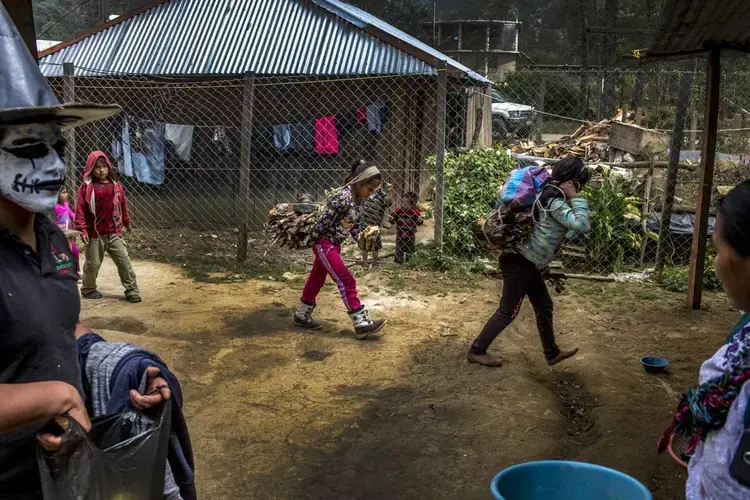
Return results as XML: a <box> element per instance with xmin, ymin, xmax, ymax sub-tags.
<box><xmin>535</xmin><ymin>78</ymin><xmax>546</xmax><ymax>143</ymax></box>
<box><xmin>655</xmin><ymin>71</ymin><xmax>693</xmax><ymax>278</ymax></box>
<box><xmin>434</xmin><ymin>63</ymin><xmax>447</xmax><ymax>250</ymax></box>
<box><xmin>238</xmin><ymin>72</ymin><xmax>255</xmax><ymax>262</ymax></box>
<box><xmin>62</xmin><ymin>62</ymin><xmax>77</xmax><ymax>192</ymax></box>
<box><xmin>688</xmin><ymin>49</ymin><xmax>721</xmax><ymax>310</ymax></box>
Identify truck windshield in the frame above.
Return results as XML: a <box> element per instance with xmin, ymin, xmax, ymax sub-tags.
<box><xmin>492</xmin><ymin>90</ymin><xmax>509</xmax><ymax>103</ymax></box>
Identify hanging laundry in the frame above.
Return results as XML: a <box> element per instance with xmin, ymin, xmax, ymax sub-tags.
<box><xmin>273</xmin><ymin>124</ymin><xmax>292</xmax><ymax>152</ymax></box>
<box><xmin>290</xmin><ymin>120</ymin><xmax>315</xmax><ymax>153</ymax></box>
<box><xmin>113</xmin><ymin>117</ymin><xmax>134</xmax><ymax>178</ymax></box>
<box><xmin>366</xmin><ymin>102</ymin><xmax>390</xmax><ymax>134</ymax></box>
<box><xmin>314</xmin><ymin>116</ymin><xmax>338</xmax><ymax>155</ymax></box>
<box><xmin>165</xmin><ymin>123</ymin><xmax>194</xmax><ymax>161</ymax></box>
<box><xmin>131</xmin><ymin>121</ymin><xmax>166</xmax><ymax>185</ymax></box>
<box><xmin>355</xmin><ymin>106</ymin><xmax>367</xmax><ymax>125</ymax></box>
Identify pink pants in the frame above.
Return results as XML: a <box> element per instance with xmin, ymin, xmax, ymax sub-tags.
<box><xmin>301</xmin><ymin>240</ymin><xmax>361</xmax><ymax>312</ymax></box>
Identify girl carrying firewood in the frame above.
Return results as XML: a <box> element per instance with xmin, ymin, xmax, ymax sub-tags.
<box><xmin>293</xmin><ymin>161</ymin><xmax>387</xmax><ymax>339</ymax></box>
<box><xmin>467</xmin><ymin>156</ymin><xmax>591</xmax><ymax>367</ymax></box>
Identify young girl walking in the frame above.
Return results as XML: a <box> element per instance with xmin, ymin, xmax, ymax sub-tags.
<box><xmin>467</xmin><ymin>156</ymin><xmax>591</xmax><ymax>367</ymax></box>
<box><xmin>294</xmin><ymin>162</ymin><xmax>387</xmax><ymax>339</ymax></box>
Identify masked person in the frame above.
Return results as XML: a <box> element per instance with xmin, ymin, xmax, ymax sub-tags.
<box><xmin>0</xmin><ymin>5</ymin><xmax>120</xmax><ymax>497</ymax></box>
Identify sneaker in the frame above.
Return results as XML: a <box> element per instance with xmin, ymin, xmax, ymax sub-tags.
<box><xmin>349</xmin><ymin>308</ymin><xmax>386</xmax><ymax>340</ymax></box>
<box><xmin>466</xmin><ymin>351</ymin><xmax>503</xmax><ymax>367</ymax></box>
<box><xmin>82</xmin><ymin>290</ymin><xmax>103</xmax><ymax>299</ymax></box>
<box><xmin>546</xmin><ymin>347</ymin><xmax>579</xmax><ymax>367</ymax></box>
<box><xmin>127</xmin><ymin>295</ymin><xmax>142</xmax><ymax>303</ymax></box>
<box><xmin>294</xmin><ymin>301</ymin><xmax>323</xmax><ymax>330</ymax></box>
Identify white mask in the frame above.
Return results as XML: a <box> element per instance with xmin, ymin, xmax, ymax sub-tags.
<box><xmin>0</xmin><ymin>123</ymin><xmax>66</xmax><ymax>213</ymax></box>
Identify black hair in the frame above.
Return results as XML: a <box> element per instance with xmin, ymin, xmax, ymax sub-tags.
<box><xmin>404</xmin><ymin>191</ymin><xmax>419</xmax><ymax>205</ymax></box>
<box><xmin>537</xmin><ymin>156</ymin><xmax>590</xmax><ymax>209</ymax></box>
<box><xmin>345</xmin><ymin>159</ymin><xmax>382</xmax><ymax>185</ymax></box>
<box><xmin>717</xmin><ymin>180</ymin><xmax>750</xmax><ymax>257</ymax></box>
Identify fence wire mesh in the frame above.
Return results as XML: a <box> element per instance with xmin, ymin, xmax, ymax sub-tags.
<box><xmin>44</xmin><ymin>61</ymin><xmax>750</xmax><ymax>282</ymax></box>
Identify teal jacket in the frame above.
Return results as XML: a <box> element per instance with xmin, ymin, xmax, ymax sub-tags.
<box><xmin>517</xmin><ymin>197</ymin><xmax>591</xmax><ymax>268</ymax></box>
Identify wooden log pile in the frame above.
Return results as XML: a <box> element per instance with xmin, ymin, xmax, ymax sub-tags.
<box><xmin>512</xmin><ymin>119</ymin><xmax>614</xmax><ymax>162</ymax></box>
<box><xmin>473</xmin><ymin>202</ymin><xmax>535</xmax><ymax>251</ymax></box>
<box><xmin>266</xmin><ymin>202</ymin><xmax>321</xmax><ymax>249</ymax></box>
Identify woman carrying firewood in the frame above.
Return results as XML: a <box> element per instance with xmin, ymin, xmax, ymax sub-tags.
<box><xmin>467</xmin><ymin>156</ymin><xmax>591</xmax><ymax>367</ymax></box>
<box><xmin>293</xmin><ymin>161</ymin><xmax>387</xmax><ymax>339</ymax></box>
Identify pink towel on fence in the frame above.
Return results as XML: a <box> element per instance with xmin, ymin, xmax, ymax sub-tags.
<box><xmin>314</xmin><ymin>116</ymin><xmax>339</xmax><ymax>155</ymax></box>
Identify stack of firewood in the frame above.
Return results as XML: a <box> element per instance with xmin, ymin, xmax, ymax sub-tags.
<box><xmin>473</xmin><ymin>202</ymin><xmax>535</xmax><ymax>251</ymax></box>
<box><xmin>266</xmin><ymin>203</ymin><xmax>321</xmax><ymax>249</ymax></box>
<box><xmin>513</xmin><ymin>119</ymin><xmax>614</xmax><ymax>162</ymax></box>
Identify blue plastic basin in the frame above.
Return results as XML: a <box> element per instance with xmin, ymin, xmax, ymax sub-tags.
<box><xmin>640</xmin><ymin>356</ymin><xmax>669</xmax><ymax>374</ymax></box>
<box><xmin>490</xmin><ymin>461</ymin><xmax>652</xmax><ymax>500</ymax></box>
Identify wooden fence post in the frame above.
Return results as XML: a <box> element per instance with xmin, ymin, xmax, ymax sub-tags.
<box><xmin>688</xmin><ymin>48</ymin><xmax>721</xmax><ymax>310</ymax></box>
<box><xmin>535</xmin><ymin>78</ymin><xmax>545</xmax><ymax>143</ymax></box>
<box><xmin>434</xmin><ymin>63</ymin><xmax>447</xmax><ymax>250</ymax></box>
<box><xmin>689</xmin><ymin>110</ymin><xmax>699</xmax><ymax>149</ymax></box>
<box><xmin>62</xmin><ymin>62</ymin><xmax>77</xmax><ymax>191</ymax></box>
<box><xmin>655</xmin><ymin>71</ymin><xmax>693</xmax><ymax>278</ymax></box>
<box><xmin>238</xmin><ymin>73</ymin><xmax>255</xmax><ymax>262</ymax></box>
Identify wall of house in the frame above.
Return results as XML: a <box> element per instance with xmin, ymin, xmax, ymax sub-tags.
<box><xmin>50</xmin><ymin>75</ymin><xmax>450</xmax><ymax>229</ymax></box>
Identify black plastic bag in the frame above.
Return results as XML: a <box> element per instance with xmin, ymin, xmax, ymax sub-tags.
<box><xmin>37</xmin><ymin>400</ymin><xmax>172</xmax><ymax>500</ymax></box>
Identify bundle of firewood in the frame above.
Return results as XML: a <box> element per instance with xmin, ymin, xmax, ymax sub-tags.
<box><xmin>473</xmin><ymin>202</ymin><xmax>535</xmax><ymax>251</ymax></box>
<box><xmin>266</xmin><ymin>202</ymin><xmax>321</xmax><ymax>249</ymax></box>
<box><xmin>358</xmin><ymin>225</ymin><xmax>381</xmax><ymax>252</ymax></box>
<box><xmin>513</xmin><ymin>119</ymin><xmax>613</xmax><ymax>162</ymax></box>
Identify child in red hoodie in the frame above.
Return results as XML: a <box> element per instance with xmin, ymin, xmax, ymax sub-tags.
<box><xmin>76</xmin><ymin>151</ymin><xmax>141</xmax><ymax>303</ymax></box>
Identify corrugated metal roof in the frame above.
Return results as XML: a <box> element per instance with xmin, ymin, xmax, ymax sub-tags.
<box><xmin>39</xmin><ymin>0</ymin><xmax>489</xmax><ymax>83</ymax></box>
<box><xmin>648</xmin><ymin>0</ymin><xmax>750</xmax><ymax>58</ymax></box>
<box><xmin>311</xmin><ymin>0</ymin><xmax>489</xmax><ymax>82</ymax></box>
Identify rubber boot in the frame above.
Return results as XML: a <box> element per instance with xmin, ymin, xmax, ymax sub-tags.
<box><xmin>294</xmin><ymin>301</ymin><xmax>323</xmax><ymax>330</ymax></box>
<box><xmin>349</xmin><ymin>307</ymin><xmax>386</xmax><ymax>340</ymax></box>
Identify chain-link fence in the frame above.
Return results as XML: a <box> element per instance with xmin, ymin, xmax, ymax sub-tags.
<box><xmin>44</xmin><ymin>61</ymin><xmax>750</xmax><ymax>279</ymax></box>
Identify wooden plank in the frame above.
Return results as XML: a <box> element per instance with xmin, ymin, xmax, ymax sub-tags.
<box><xmin>609</xmin><ymin>122</ymin><xmax>669</xmax><ymax>155</ymax></box>
<box><xmin>237</xmin><ymin>73</ymin><xmax>255</xmax><ymax>262</ymax></box>
<box><xmin>688</xmin><ymin>48</ymin><xmax>721</xmax><ymax>310</ymax></box>
<box><xmin>62</xmin><ymin>63</ymin><xmax>77</xmax><ymax>190</ymax></box>
<box><xmin>2</xmin><ymin>0</ymin><xmax>36</xmax><ymax>60</ymax></box>
<box><xmin>655</xmin><ymin>71</ymin><xmax>693</xmax><ymax>277</ymax></box>
<box><xmin>433</xmin><ymin>64</ymin><xmax>447</xmax><ymax>249</ymax></box>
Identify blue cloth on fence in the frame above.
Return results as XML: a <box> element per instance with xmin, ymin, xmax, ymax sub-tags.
<box><xmin>132</xmin><ymin>122</ymin><xmax>166</xmax><ymax>185</ymax></box>
<box><xmin>114</xmin><ymin>119</ymin><xmax>165</xmax><ymax>185</ymax></box>
<box><xmin>77</xmin><ymin>333</ymin><xmax>197</xmax><ymax>500</ymax></box>
<box><xmin>273</xmin><ymin>124</ymin><xmax>292</xmax><ymax>152</ymax></box>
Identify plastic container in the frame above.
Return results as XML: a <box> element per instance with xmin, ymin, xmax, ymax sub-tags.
<box><xmin>640</xmin><ymin>356</ymin><xmax>669</xmax><ymax>374</ymax></box>
<box><xmin>490</xmin><ymin>460</ymin><xmax>652</xmax><ymax>500</ymax></box>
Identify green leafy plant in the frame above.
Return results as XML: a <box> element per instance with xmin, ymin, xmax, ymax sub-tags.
<box><xmin>580</xmin><ymin>171</ymin><xmax>643</xmax><ymax>272</ymax></box>
<box><xmin>426</xmin><ymin>147</ymin><xmax>516</xmax><ymax>255</ymax></box>
<box><xmin>660</xmin><ymin>247</ymin><xmax>722</xmax><ymax>293</ymax></box>
<box><xmin>404</xmin><ymin>244</ymin><xmax>487</xmax><ymax>277</ymax></box>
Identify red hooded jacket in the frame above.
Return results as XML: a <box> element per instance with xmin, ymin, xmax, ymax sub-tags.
<box><xmin>75</xmin><ymin>151</ymin><xmax>131</xmax><ymax>238</ymax></box>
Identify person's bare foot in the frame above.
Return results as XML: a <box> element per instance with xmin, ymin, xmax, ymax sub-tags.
<box><xmin>546</xmin><ymin>347</ymin><xmax>579</xmax><ymax>366</ymax></box>
<box><xmin>466</xmin><ymin>351</ymin><xmax>502</xmax><ymax>367</ymax></box>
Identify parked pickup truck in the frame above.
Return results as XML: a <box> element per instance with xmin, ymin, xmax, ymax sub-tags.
<box><xmin>492</xmin><ymin>89</ymin><xmax>535</xmax><ymax>140</ymax></box>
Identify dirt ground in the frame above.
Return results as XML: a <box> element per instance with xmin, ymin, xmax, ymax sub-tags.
<box><xmin>81</xmin><ymin>255</ymin><xmax>739</xmax><ymax>500</ymax></box>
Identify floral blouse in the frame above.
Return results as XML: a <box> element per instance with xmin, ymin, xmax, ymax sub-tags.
<box><xmin>312</xmin><ymin>186</ymin><xmax>362</xmax><ymax>245</ymax></box>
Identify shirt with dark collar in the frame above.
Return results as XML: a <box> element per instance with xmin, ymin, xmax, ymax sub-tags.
<box><xmin>0</xmin><ymin>214</ymin><xmax>81</xmax><ymax>498</ymax></box>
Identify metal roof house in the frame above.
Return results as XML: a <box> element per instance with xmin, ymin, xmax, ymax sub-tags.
<box><xmin>39</xmin><ymin>0</ymin><xmax>491</xmax><ymax>240</ymax></box>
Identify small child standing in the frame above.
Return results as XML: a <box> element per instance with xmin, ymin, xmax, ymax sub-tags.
<box><xmin>390</xmin><ymin>192</ymin><xmax>423</xmax><ymax>264</ymax></box>
<box><xmin>75</xmin><ymin>151</ymin><xmax>141</xmax><ymax>303</ymax></box>
<box><xmin>54</xmin><ymin>186</ymin><xmax>80</xmax><ymax>271</ymax></box>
